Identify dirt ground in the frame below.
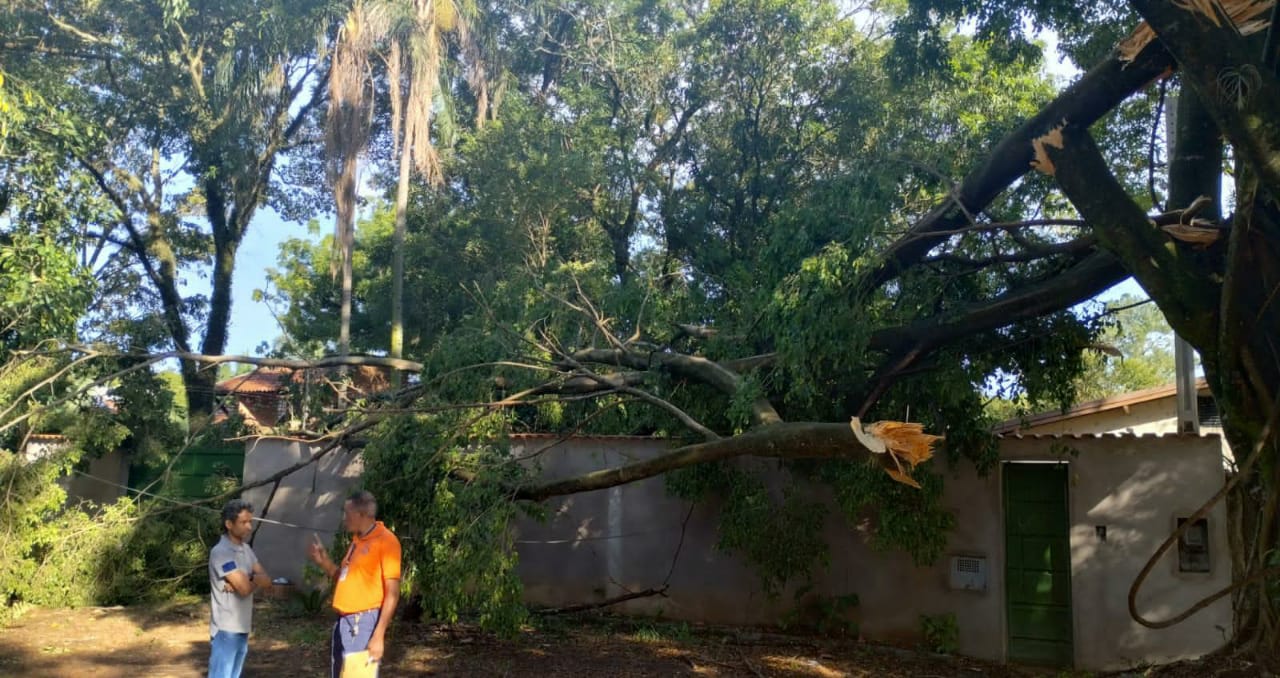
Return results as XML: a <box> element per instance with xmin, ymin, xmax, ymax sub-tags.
<box><xmin>0</xmin><ymin>599</ymin><xmax>1267</xmax><ymax>677</ymax></box>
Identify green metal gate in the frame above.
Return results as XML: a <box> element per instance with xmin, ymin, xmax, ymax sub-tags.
<box><xmin>130</xmin><ymin>442</ymin><xmax>244</xmax><ymax>499</ymax></box>
<box><xmin>1004</xmin><ymin>462</ymin><xmax>1074</xmax><ymax>667</ymax></box>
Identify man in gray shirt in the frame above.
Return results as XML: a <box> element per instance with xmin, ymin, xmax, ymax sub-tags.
<box><xmin>208</xmin><ymin>499</ymin><xmax>270</xmax><ymax>678</ymax></box>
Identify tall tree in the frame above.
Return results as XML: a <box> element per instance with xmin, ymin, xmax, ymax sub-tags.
<box><xmin>0</xmin><ymin>0</ymin><xmax>337</xmax><ymax>419</ymax></box>
<box><xmin>885</xmin><ymin>0</ymin><xmax>1280</xmax><ymax>644</ymax></box>
<box><xmin>327</xmin><ymin>0</ymin><xmax>389</xmax><ymax>391</ymax></box>
<box><xmin>388</xmin><ymin>0</ymin><xmax>487</xmax><ymax>374</ymax></box>
<box><xmin>267</xmin><ymin>0</ymin><xmax>1126</xmax><ymax>621</ymax></box>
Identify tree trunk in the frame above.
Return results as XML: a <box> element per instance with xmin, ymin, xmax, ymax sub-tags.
<box><xmin>188</xmin><ymin>240</ymin><xmax>239</xmax><ymax>417</ymax></box>
<box><xmin>390</xmin><ymin>118</ymin><xmax>412</xmax><ymax>387</ymax></box>
<box><xmin>338</xmin><ymin>208</ymin><xmax>355</xmax><ymax>406</ymax></box>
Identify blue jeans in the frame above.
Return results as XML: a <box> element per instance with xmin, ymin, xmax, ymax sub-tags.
<box><xmin>208</xmin><ymin>630</ymin><xmax>249</xmax><ymax>678</ymax></box>
<box><xmin>331</xmin><ymin>608</ymin><xmax>380</xmax><ymax>678</ymax></box>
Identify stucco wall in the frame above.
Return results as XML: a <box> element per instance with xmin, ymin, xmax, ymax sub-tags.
<box><xmin>1002</xmin><ymin>436</ymin><xmax>1233</xmax><ymax>670</ymax></box>
<box><xmin>241</xmin><ymin>440</ymin><xmax>364</xmax><ymax>586</ymax></box>
<box><xmin>66</xmin><ymin>449</ymin><xmax>130</xmax><ymax>508</ymax></box>
<box><xmin>22</xmin><ymin>438</ymin><xmax>129</xmax><ymax>508</ymax></box>
<box><xmin>1019</xmin><ymin>397</ymin><xmax>1184</xmax><ymax>436</ymax></box>
<box><xmin>1016</xmin><ymin>394</ymin><xmax>1232</xmax><ymax>465</ymax></box>
<box><xmin>512</xmin><ymin>434</ymin><xmax>1231</xmax><ymax>671</ymax></box>
<box><xmin>234</xmin><ymin>431</ymin><xmax>1231</xmax><ymax>670</ymax></box>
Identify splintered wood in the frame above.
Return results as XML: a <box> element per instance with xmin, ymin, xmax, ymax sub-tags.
<box><xmin>1118</xmin><ymin>0</ymin><xmax>1275</xmax><ymax>65</ymax></box>
<box><xmin>850</xmin><ymin>418</ymin><xmax>944</xmax><ymax>488</ymax></box>
<box><xmin>1030</xmin><ymin>123</ymin><xmax>1067</xmax><ymax>176</ymax></box>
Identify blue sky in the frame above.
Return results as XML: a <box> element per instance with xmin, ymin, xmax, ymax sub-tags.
<box><xmin>221</xmin><ymin>207</ymin><xmax>316</xmax><ymax>356</ymax></box>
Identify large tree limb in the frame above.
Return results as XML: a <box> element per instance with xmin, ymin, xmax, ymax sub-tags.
<box><xmin>1129</xmin><ymin>0</ymin><xmax>1280</xmax><ymax>195</ymax></box>
<box><xmin>1045</xmin><ymin>125</ymin><xmax>1220</xmax><ymax>346</ymax></box>
<box><xmin>514</xmin><ymin>422</ymin><xmax>869</xmax><ymax>501</ymax></box>
<box><xmin>867</xmin><ymin>251</ymin><xmax>1128</xmax><ymax>353</ymax></box>
<box><xmin>863</xmin><ymin>37</ymin><xmax>1175</xmax><ymax>291</ymax></box>
<box><xmin>556</xmin><ymin>354</ymin><xmax>720</xmax><ymax>442</ymax></box>
<box><xmin>921</xmin><ymin>235</ymin><xmax>1098</xmax><ymax>268</ymax></box>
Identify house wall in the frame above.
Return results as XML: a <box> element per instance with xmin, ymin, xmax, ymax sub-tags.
<box><xmin>1018</xmin><ymin>396</ymin><xmax>1184</xmax><ymax>436</ymax></box>
<box><xmin>1017</xmin><ymin>393</ymin><xmax>1233</xmax><ymax>465</ymax></box>
<box><xmin>235</xmin><ymin>430</ymin><xmax>1232</xmax><ymax>670</ymax></box>
<box><xmin>22</xmin><ymin>437</ymin><xmax>129</xmax><ymax>508</ymax></box>
<box><xmin>512</xmin><ymin>433</ymin><xmax>1231</xmax><ymax>671</ymax></box>
<box><xmin>237</xmin><ymin>396</ymin><xmax>283</xmax><ymax>430</ymax></box>
<box><xmin>241</xmin><ymin>440</ymin><xmax>364</xmax><ymax>587</ymax></box>
<box><xmin>65</xmin><ymin>449</ymin><xmax>131</xmax><ymax>508</ymax></box>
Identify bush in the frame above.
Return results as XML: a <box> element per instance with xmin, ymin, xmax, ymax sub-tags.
<box><xmin>0</xmin><ymin>447</ymin><xmax>218</xmax><ymax>619</ymax></box>
<box><xmin>920</xmin><ymin>612</ymin><xmax>959</xmax><ymax>654</ymax></box>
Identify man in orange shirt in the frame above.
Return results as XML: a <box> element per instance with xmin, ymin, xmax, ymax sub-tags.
<box><xmin>307</xmin><ymin>490</ymin><xmax>402</xmax><ymax>678</ymax></box>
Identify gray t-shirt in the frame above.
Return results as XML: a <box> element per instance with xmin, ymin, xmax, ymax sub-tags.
<box><xmin>208</xmin><ymin>535</ymin><xmax>258</xmax><ymax>637</ymax></box>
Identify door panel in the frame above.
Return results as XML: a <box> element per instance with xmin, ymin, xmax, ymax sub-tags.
<box><xmin>1005</xmin><ymin>463</ymin><xmax>1074</xmax><ymax>667</ymax></box>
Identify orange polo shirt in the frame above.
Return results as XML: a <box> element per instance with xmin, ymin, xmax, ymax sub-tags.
<box><xmin>333</xmin><ymin>521</ymin><xmax>402</xmax><ymax>615</ymax></box>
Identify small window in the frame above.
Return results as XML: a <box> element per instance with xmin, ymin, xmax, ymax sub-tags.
<box><xmin>1177</xmin><ymin>518</ymin><xmax>1211</xmax><ymax>573</ymax></box>
<box><xmin>1198</xmin><ymin>396</ymin><xmax>1222</xmax><ymax>428</ymax></box>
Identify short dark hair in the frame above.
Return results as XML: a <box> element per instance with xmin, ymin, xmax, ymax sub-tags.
<box><xmin>221</xmin><ymin>499</ymin><xmax>253</xmax><ymax>532</ymax></box>
<box><xmin>346</xmin><ymin>490</ymin><xmax>377</xmax><ymax>518</ymax></box>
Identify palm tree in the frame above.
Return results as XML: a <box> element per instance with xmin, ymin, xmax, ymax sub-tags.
<box><xmin>326</xmin><ymin>0</ymin><xmax>490</xmax><ymax>389</ymax></box>
<box><xmin>388</xmin><ymin>0</ymin><xmax>489</xmax><ymax>382</ymax></box>
<box><xmin>325</xmin><ymin>0</ymin><xmax>390</xmax><ymax>401</ymax></box>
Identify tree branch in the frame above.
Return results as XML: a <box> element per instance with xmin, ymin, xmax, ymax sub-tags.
<box><xmin>557</xmin><ymin>355</ymin><xmax>720</xmax><ymax>442</ymax></box>
<box><xmin>564</xmin><ymin>348</ymin><xmax>782</xmax><ymax>426</ymax></box>
<box><xmin>1045</xmin><ymin>124</ymin><xmax>1219</xmax><ymax>345</ymax></box>
<box><xmin>515</xmin><ymin>422</ymin><xmax>872</xmax><ymax>501</ymax></box>
<box><xmin>921</xmin><ymin>235</ymin><xmax>1098</xmax><ymax>267</ymax></box>
<box><xmin>1129</xmin><ymin>0</ymin><xmax>1280</xmax><ymax>194</ymax></box>
<box><xmin>867</xmin><ymin>251</ymin><xmax>1128</xmax><ymax>354</ymax></box>
<box><xmin>863</xmin><ymin>37</ymin><xmax>1175</xmax><ymax>291</ymax></box>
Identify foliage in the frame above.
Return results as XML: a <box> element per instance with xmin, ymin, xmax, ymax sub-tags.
<box><xmin>359</xmin><ymin>415</ymin><xmax>530</xmax><ymax>635</ymax></box>
<box><xmin>666</xmin><ymin>461</ymin><xmax>827</xmax><ymax>595</ymax></box>
<box><xmin>781</xmin><ymin>586</ymin><xmax>860</xmax><ymax>636</ymax></box>
<box><xmin>0</xmin><ymin>233</ymin><xmax>94</xmax><ymax>350</ymax></box>
<box><xmin>1074</xmin><ymin>297</ymin><xmax>1175</xmax><ymax>401</ymax></box>
<box><xmin>2</xmin><ymin>0</ymin><xmax>340</xmax><ymax>416</ymax></box>
<box><xmin>919</xmin><ymin>612</ymin><xmax>960</xmax><ymax>654</ymax></box>
<box><xmin>987</xmin><ymin>295</ymin><xmax>1177</xmax><ymax>422</ymax></box>
<box><xmin>264</xmin><ymin>0</ymin><xmax>1116</xmax><ymax>607</ymax></box>
<box><xmin>0</xmin><ymin>447</ymin><xmax>219</xmax><ymax>619</ymax></box>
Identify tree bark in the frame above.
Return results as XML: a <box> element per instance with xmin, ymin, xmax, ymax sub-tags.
<box><xmin>515</xmin><ymin>422</ymin><xmax>873</xmax><ymax>501</ymax></box>
<box><xmin>338</xmin><ymin>207</ymin><xmax>355</xmax><ymax>406</ymax></box>
<box><xmin>391</xmin><ymin>115</ymin><xmax>412</xmax><ymax>386</ymax></box>
<box><xmin>1128</xmin><ymin>0</ymin><xmax>1280</xmax><ymax>195</ymax></box>
<box><xmin>1046</xmin><ymin>125</ymin><xmax>1220</xmax><ymax>346</ymax></box>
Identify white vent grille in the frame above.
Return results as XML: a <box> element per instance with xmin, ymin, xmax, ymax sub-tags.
<box><xmin>949</xmin><ymin>555</ymin><xmax>987</xmax><ymax>591</ymax></box>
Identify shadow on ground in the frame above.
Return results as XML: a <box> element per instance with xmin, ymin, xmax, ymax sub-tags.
<box><xmin>14</xmin><ymin>600</ymin><xmax>1244</xmax><ymax>677</ymax></box>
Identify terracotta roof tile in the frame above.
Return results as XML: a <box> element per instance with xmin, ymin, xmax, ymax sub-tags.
<box><xmin>215</xmin><ymin>368</ymin><xmax>293</xmax><ymax>394</ymax></box>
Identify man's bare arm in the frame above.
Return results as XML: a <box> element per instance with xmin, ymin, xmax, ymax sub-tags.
<box><xmin>367</xmin><ymin>579</ymin><xmax>400</xmax><ymax>662</ymax></box>
<box><xmin>223</xmin><ymin>569</ymin><xmax>255</xmax><ymax>597</ymax></box>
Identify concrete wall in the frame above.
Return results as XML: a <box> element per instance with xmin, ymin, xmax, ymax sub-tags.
<box><xmin>23</xmin><ymin>437</ymin><xmax>130</xmax><ymax>508</ymax></box>
<box><xmin>511</xmin><ymin>433</ymin><xmax>1232</xmax><ymax>671</ymax></box>
<box><xmin>1001</xmin><ymin>436</ymin><xmax>1232</xmax><ymax>670</ymax></box>
<box><xmin>241</xmin><ymin>440</ymin><xmax>364</xmax><ymax>586</ymax></box>
<box><xmin>66</xmin><ymin>449</ymin><xmax>131</xmax><ymax>508</ymax></box>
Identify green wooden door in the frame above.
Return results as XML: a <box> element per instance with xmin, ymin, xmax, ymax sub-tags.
<box><xmin>1004</xmin><ymin>463</ymin><xmax>1074</xmax><ymax>667</ymax></box>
